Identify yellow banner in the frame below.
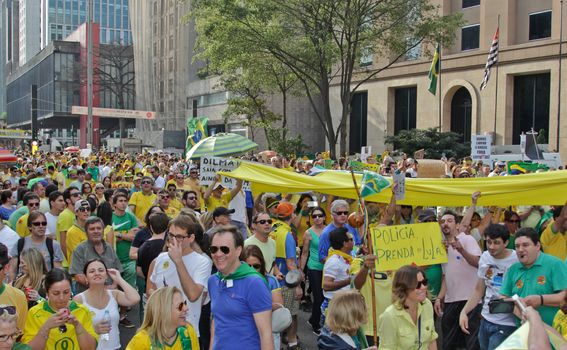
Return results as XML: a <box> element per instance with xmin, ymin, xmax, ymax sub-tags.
<box><xmin>370</xmin><ymin>222</ymin><xmax>447</xmax><ymax>271</ymax></box>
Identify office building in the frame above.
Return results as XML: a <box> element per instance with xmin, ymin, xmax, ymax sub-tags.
<box><xmin>336</xmin><ymin>0</ymin><xmax>567</xmax><ymax>160</ymax></box>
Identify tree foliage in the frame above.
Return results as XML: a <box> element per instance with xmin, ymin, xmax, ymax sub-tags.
<box><xmin>191</xmin><ymin>0</ymin><xmax>462</xmax><ymax>157</ymax></box>
<box><xmin>385</xmin><ymin>128</ymin><xmax>470</xmax><ymax>159</ymax></box>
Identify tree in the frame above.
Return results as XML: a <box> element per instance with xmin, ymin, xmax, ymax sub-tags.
<box><xmin>385</xmin><ymin>128</ymin><xmax>470</xmax><ymax>159</ymax></box>
<box><xmin>192</xmin><ymin>0</ymin><xmax>462</xmax><ymax>157</ymax></box>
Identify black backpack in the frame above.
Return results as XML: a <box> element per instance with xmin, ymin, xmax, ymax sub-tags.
<box><xmin>17</xmin><ymin>237</ymin><xmax>55</xmax><ymax>270</ymax></box>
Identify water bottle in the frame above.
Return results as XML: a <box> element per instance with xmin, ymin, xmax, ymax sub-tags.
<box><xmin>100</xmin><ymin>310</ymin><xmax>111</xmax><ymax>341</ymax></box>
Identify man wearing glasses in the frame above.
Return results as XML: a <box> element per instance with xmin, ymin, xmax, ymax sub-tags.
<box><xmin>245</xmin><ymin>212</ymin><xmax>277</xmax><ymax>273</ymax></box>
<box><xmin>14</xmin><ymin>194</ymin><xmax>41</xmax><ymax>237</ymax></box>
<box><xmin>128</xmin><ymin>176</ymin><xmax>157</xmax><ymax>223</ymax></box>
<box><xmin>157</xmin><ymin>189</ymin><xmax>179</xmax><ymax>218</ymax></box>
<box><xmin>317</xmin><ymin>199</ymin><xmax>361</xmax><ymax>263</ymax></box>
<box><xmin>181</xmin><ymin>190</ymin><xmax>201</xmax><ymax>218</ymax></box>
<box><xmin>65</xmin><ymin>200</ymin><xmax>93</xmax><ymax>262</ymax></box>
<box><xmin>56</xmin><ymin>187</ymin><xmax>81</xmax><ymax>266</ymax></box>
<box><xmin>148</xmin><ymin>216</ymin><xmax>212</xmax><ymax>344</ymax></box>
<box><xmin>148</xmin><ymin>165</ymin><xmax>165</xmax><ymax>190</ymax></box>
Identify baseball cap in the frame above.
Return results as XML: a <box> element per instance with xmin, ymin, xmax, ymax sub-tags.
<box><xmin>212</xmin><ymin>183</ymin><xmax>224</xmax><ymax>190</ymax></box>
<box><xmin>212</xmin><ymin>207</ymin><xmax>235</xmax><ymax>218</ymax></box>
<box><xmin>74</xmin><ymin>199</ymin><xmax>91</xmax><ymax>212</ymax></box>
<box><xmin>266</xmin><ymin>197</ymin><xmax>280</xmax><ymax>209</ymax></box>
<box><xmin>496</xmin><ymin>161</ymin><xmax>505</xmax><ymax>167</ymax></box>
<box><xmin>418</xmin><ymin>209</ymin><xmax>437</xmax><ymax>223</ymax></box>
<box><xmin>276</xmin><ymin>202</ymin><xmax>294</xmax><ymax>218</ymax></box>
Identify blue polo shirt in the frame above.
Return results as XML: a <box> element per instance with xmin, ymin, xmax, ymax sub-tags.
<box><xmin>208</xmin><ymin>271</ymin><xmax>272</xmax><ymax>350</ymax></box>
<box><xmin>318</xmin><ymin>223</ymin><xmax>360</xmax><ymax>262</ymax></box>
<box><xmin>500</xmin><ymin>252</ymin><xmax>567</xmax><ymax>325</ymax></box>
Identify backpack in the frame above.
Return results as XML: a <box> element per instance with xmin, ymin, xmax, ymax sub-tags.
<box><xmin>17</xmin><ymin>237</ymin><xmax>55</xmax><ymax>270</ymax></box>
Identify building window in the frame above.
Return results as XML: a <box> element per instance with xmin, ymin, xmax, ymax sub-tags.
<box><xmin>462</xmin><ymin>0</ymin><xmax>480</xmax><ymax>8</ymax></box>
<box><xmin>394</xmin><ymin>87</ymin><xmax>417</xmax><ymax>134</ymax></box>
<box><xmin>529</xmin><ymin>11</ymin><xmax>552</xmax><ymax>41</ymax></box>
<box><xmin>513</xmin><ymin>73</ymin><xmax>550</xmax><ymax>144</ymax></box>
<box><xmin>461</xmin><ymin>24</ymin><xmax>480</xmax><ymax>51</ymax></box>
<box><xmin>349</xmin><ymin>92</ymin><xmax>368</xmax><ymax>154</ymax></box>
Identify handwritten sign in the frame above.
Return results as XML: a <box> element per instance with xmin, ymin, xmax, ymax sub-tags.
<box><xmin>349</xmin><ymin>161</ymin><xmax>378</xmax><ymax>172</ymax></box>
<box><xmin>392</xmin><ymin>169</ymin><xmax>406</xmax><ymax>200</ymax></box>
<box><xmin>471</xmin><ymin>134</ymin><xmax>492</xmax><ymax>161</ymax></box>
<box><xmin>200</xmin><ymin>156</ymin><xmax>250</xmax><ymax>190</ymax></box>
<box><xmin>360</xmin><ymin>146</ymin><xmax>372</xmax><ymax>162</ymax></box>
<box><xmin>370</xmin><ymin>222</ymin><xmax>447</xmax><ymax>271</ymax></box>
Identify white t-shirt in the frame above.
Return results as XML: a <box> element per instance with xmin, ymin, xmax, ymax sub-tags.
<box><xmin>0</xmin><ymin>225</ymin><xmax>19</xmax><ymax>253</ymax></box>
<box><xmin>442</xmin><ymin>232</ymin><xmax>481</xmax><ymax>303</ymax></box>
<box><xmin>478</xmin><ymin>250</ymin><xmax>518</xmax><ymax>326</ymax></box>
<box><xmin>228</xmin><ymin>190</ymin><xmax>247</xmax><ymax>224</ymax></box>
<box><xmin>322</xmin><ymin>254</ymin><xmax>351</xmax><ymax>299</ymax></box>
<box><xmin>45</xmin><ymin>212</ymin><xmax>59</xmax><ymax>239</ymax></box>
<box><xmin>154</xmin><ymin>176</ymin><xmax>166</xmax><ymax>189</ymax></box>
<box><xmin>150</xmin><ymin>251</ymin><xmax>212</xmax><ymax>336</ymax></box>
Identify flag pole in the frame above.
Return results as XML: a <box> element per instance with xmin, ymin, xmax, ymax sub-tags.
<box><xmin>438</xmin><ymin>42</ymin><xmax>442</xmax><ymax>130</ymax></box>
<box><xmin>492</xmin><ymin>15</ymin><xmax>500</xmax><ymax>142</ymax></box>
<box><xmin>349</xmin><ymin>169</ymin><xmax>378</xmax><ymax>345</ymax></box>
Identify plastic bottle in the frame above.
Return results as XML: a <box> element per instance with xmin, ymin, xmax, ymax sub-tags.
<box><xmin>100</xmin><ymin>310</ymin><xmax>111</xmax><ymax>341</ymax></box>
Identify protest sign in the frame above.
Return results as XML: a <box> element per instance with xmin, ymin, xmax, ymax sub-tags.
<box><xmin>360</xmin><ymin>146</ymin><xmax>372</xmax><ymax>162</ymax></box>
<box><xmin>392</xmin><ymin>169</ymin><xmax>406</xmax><ymax>200</ymax></box>
<box><xmin>370</xmin><ymin>222</ymin><xmax>447</xmax><ymax>271</ymax></box>
<box><xmin>471</xmin><ymin>134</ymin><xmax>492</xmax><ymax>161</ymax></box>
<box><xmin>349</xmin><ymin>161</ymin><xmax>379</xmax><ymax>173</ymax></box>
<box><xmin>200</xmin><ymin>156</ymin><xmax>250</xmax><ymax>190</ymax></box>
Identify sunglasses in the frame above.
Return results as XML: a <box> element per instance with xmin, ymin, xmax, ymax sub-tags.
<box><xmin>186</xmin><ymin>196</ymin><xmax>196</xmax><ymax>200</ymax></box>
<box><xmin>0</xmin><ymin>306</ymin><xmax>16</xmax><ymax>315</ymax></box>
<box><xmin>210</xmin><ymin>245</ymin><xmax>230</xmax><ymax>255</ymax></box>
<box><xmin>71</xmin><ymin>193</ymin><xmax>81</xmax><ymax>197</ymax></box>
<box><xmin>176</xmin><ymin>176</ymin><xmax>184</xmax><ymax>179</ymax></box>
<box><xmin>255</xmin><ymin>219</ymin><xmax>273</xmax><ymax>225</ymax></box>
<box><xmin>416</xmin><ymin>279</ymin><xmax>429</xmax><ymax>289</ymax></box>
<box><xmin>141</xmin><ymin>180</ymin><xmax>153</xmax><ymax>185</ymax></box>
<box><xmin>176</xmin><ymin>300</ymin><xmax>188</xmax><ymax>311</ymax></box>
<box><xmin>77</xmin><ymin>207</ymin><xmax>90</xmax><ymax>212</ymax></box>
<box><xmin>28</xmin><ymin>203</ymin><xmax>40</xmax><ymax>207</ymax></box>
<box><xmin>334</xmin><ymin>211</ymin><xmax>349</xmax><ymax>216</ymax></box>
<box><xmin>249</xmin><ymin>263</ymin><xmax>262</xmax><ymax>270</ymax></box>
<box><xmin>507</xmin><ymin>220</ymin><xmax>521</xmax><ymax>224</ymax></box>
<box><xmin>159</xmin><ymin>195</ymin><xmax>170</xmax><ymax>199</ymax></box>
<box><xmin>311</xmin><ymin>214</ymin><xmax>324</xmax><ymax>218</ymax></box>
<box><xmin>32</xmin><ymin>221</ymin><xmax>48</xmax><ymax>227</ymax></box>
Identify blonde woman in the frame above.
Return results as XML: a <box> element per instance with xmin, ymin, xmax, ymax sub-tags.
<box><xmin>125</xmin><ymin>286</ymin><xmax>199</xmax><ymax>350</ymax></box>
<box><xmin>318</xmin><ymin>290</ymin><xmax>375</xmax><ymax>350</ymax></box>
<box><xmin>13</xmin><ymin>248</ymin><xmax>47</xmax><ymax>309</ymax></box>
<box><xmin>378</xmin><ymin>265</ymin><xmax>437</xmax><ymax>350</ymax></box>
<box><xmin>0</xmin><ymin>305</ymin><xmax>31</xmax><ymax>350</ymax></box>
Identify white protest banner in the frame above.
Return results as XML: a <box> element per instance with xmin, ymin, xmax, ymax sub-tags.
<box><xmin>392</xmin><ymin>169</ymin><xmax>406</xmax><ymax>200</ymax></box>
<box><xmin>471</xmin><ymin>134</ymin><xmax>492</xmax><ymax>161</ymax></box>
<box><xmin>360</xmin><ymin>146</ymin><xmax>372</xmax><ymax>162</ymax></box>
<box><xmin>200</xmin><ymin>156</ymin><xmax>250</xmax><ymax>190</ymax></box>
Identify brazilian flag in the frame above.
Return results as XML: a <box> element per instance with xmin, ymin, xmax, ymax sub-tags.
<box><xmin>186</xmin><ymin>117</ymin><xmax>208</xmax><ymax>155</ymax></box>
<box><xmin>360</xmin><ymin>171</ymin><xmax>391</xmax><ymax>198</ymax></box>
<box><xmin>428</xmin><ymin>44</ymin><xmax>440</xmax><ymax>95</ymax></box>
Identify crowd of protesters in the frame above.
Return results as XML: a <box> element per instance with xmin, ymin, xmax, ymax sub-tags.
<box><xmin>0</xmin><ymin>148</ymin><xmax>563</xmax><ymax>350</ymax></box>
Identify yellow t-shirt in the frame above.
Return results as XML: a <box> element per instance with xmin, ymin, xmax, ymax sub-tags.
<box><xmin>129</xmin><ymin>192</ymin><xmax>157</xmax><ymax>223</ymax></box>
<box><xmin>540</xmin><ymin>220</ymin><xmax>566</xmax><ymax>261</ymax></box>
<box><xmin>65</xmin><ymin>224</ymin><xmax>86</xmax><ymax>263</ymax></box>
<box><xmin>163</xmin><ymin>206</ymin><xmax>180</xmax><ymax>219</ymax></box>
<box><xmin>553</xmin><ymin>309</ymin><xmax>567</xmax><ymax>339</ymax></box>
<box><xmin>350</xmin><ymin>257</ymin><xmax>394</xmax><ymax>337</ymax></box>
<box><xmin>16</xmin><ymin>213</ymin><xmax>30</xmax><ymax>237</ymax></box>
<box><xmin>125</xmin><ymin>325</ymin><xmax>199</xmax><ymax>350</ymax></box>
<box><xmin>22</xmin><ymin>300</ymin><xmax>97</xmax><ymax>349</ymax></box>
<box><xmin>170</xmin><ymin>198</ymin><xmax>183</xmax><ymax>211</ymax></box>
<box><xmin>56</xmin><ymin>208</ymin><xmax>75</xmax><ymax>268</ymax></box>
<box><xmin>205</xmin><ymin>192</ymin><xmax>232</xmax><ymax>212</ymax></box>
<box><xmin>0</xmin><ymin>283</ymin><xmax>28</xmax><ymax>331</ymax></box>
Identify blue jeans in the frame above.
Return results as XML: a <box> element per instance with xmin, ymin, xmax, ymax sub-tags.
<box><xmin>478</xmin><ymin>318</ymin><xmax>516</xmax><ymax>350</ymax></box>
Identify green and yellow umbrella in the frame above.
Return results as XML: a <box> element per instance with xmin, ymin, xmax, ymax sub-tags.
<box><xmin>185</xmin><ymin>132</ymin><xmax>258</xmax><ymax>160</ymax></box>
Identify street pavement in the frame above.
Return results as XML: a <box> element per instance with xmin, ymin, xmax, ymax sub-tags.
<box><xmin>119</xmin><ymin>302</ymin><xmax>319</xmax><ymax>350</ymax></box>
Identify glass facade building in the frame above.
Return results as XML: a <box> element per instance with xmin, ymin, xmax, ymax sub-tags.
<box><xmin>41</xmin><ymin>0</ymin><xmax>131</xmax><ymax>49</ymax></box>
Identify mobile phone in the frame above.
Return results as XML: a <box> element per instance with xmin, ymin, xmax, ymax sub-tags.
<box><xmin>488</xmin><ymin>299</ymin><xmax>515</xmax><ymax>314</ymax></box>
<box><xmin>307</xmin><ymin>201</ymin><xmax>318</xmax><ymax>207</ymax></box>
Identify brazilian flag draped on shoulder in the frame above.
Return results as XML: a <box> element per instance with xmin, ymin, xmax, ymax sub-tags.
<box><xmin>360</xmin><ymin>171</ymin><xmax>391</xmax><ymax>198</ymax></box>
<box><xmin>186</xmin><ymin>117</ymin><xmax>209</xmax><ymax>153</ymax></box>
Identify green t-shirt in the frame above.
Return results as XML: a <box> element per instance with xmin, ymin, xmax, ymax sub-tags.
<box><xmin>112</xmin><ymin>212</ymin><xmax>138</xmax><ymax>263</ymax></box>
<box><xmin>500</xmin><ymin>252</ymin><xmax>567</xmax><ymax>326</ymax></box>
<box><xmin>424</xmin><ymin>264</ymin><xmax>443</xmax><ymax>299</ymax></box>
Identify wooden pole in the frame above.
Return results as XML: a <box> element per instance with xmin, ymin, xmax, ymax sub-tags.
<box><xmin>349</xmin><ymin>169</ymin><xmax>378</xmax><ymax>345</ymax></box>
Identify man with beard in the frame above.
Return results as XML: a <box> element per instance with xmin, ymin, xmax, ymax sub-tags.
<box><xmin>434</xmin><ymin>204</ymin><xmax>482</xmax><ymax>349</ymax></box>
